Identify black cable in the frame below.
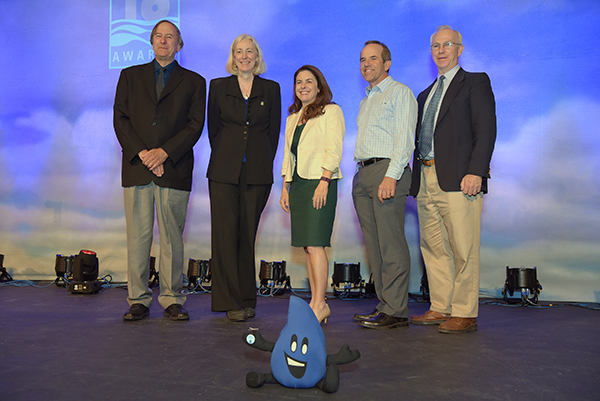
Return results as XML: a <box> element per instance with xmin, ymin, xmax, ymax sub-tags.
<box><xmin>2</xmin><ymin>280</ymin><xmax>599</xmax><ymax>311</ymax></box>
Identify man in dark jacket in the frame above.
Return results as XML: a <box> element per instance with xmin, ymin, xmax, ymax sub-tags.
<box><xmin>114</xmin><ymin>20</ymin><xmax>206</xmax><ymax>321</ymax></box>
<box><xmin>410</xmin><ymin>25</ymin><xmax>496</xmax><ymax>333</ymax></box>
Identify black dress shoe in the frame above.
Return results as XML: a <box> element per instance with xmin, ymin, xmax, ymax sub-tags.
<box><xmin>163</xmin><ymin>304</ymin><xmax>189</xmax><ymax>321</ymax></box>
<box><xmin>353</xmin><ymin>309</ymin><xmax>380</xmax><ymax>322</ymax></box>
<box><xmin>243</xmin><ymin>307</ymin><xmax>256</xmax><ymax>319</ymax></box>
<box><xmin>359</xmin><ymin>313</ymin><xmax>409</xmax><ymax>329</ymax></box>
<box><xmin>227</xmin><ymin>309</ymin><xmax>247</xmax><ymax>322</ymax></box>
<box><xmin>123</xmin><ymin>304</ymin><xmax>149</xmax><ymax>321</ymax></box>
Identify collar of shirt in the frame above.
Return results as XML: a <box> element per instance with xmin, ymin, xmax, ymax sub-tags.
<box><xmin>154</xmin><ymin>59</ymin><xmax>176</xmax><ymax>83</ymax></box>
<box><xmin>438</xmin><ymin>64</ymin><xmax>460</xmax><ymax>87</ymax></box>
<box><xmin>365</xmin><ymin>75</ymin><xmax>393</xmax><ymax>96</ymax></box>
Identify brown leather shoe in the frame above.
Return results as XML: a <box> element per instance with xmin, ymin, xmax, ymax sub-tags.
<box><xmin>438</xmin><ymin>317</ymin><xmax>478</xmax><ymax>334</ymax></box>
<box><xmin>410</xmin><ymin>310</ymin><xmax>451</xmax><ymax>325</ymax></box>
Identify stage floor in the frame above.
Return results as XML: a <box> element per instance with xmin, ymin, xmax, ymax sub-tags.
<box><xmin>1</xmin><ymin>283</ymin><xmax>598</xmax><ymax>400</ymax></box>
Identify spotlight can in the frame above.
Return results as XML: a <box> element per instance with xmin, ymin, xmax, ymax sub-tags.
<box><xmin>331</xmin><ymin>262</ymin><xmax>364</xmax><ymax>297</ymax></box>
<box><xmin>259</xmin><ymin>260</ymin><xmax>289</xmax><ymax>295</ymax></box>
<box><xmin>187</xmin><ymin>258</ymin><xmax>211</xmax><ymax>290</ymax></box>
<box><xmin>54</xmin><ymin>254</ymin><xmax>75</xmax><ymax>287</ymax></box>
<box><xmin>502</xmin><ymin>266</ymin><xmax>542</xmax><ymax>305</ymax></box>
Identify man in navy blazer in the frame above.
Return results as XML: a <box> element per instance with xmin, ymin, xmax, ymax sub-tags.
<box><xmin>410</xmin><ymin>25</ymin><xmax>496</xmax><ymax>333</ymax></box>
<box><xmin>114</xmin><ymin>20</ymin><xmax>206</xmax><ymax>321</ymax></box>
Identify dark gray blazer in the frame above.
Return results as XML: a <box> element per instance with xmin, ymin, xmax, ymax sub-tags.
<box><xmin>114</xmin><ymin>61</ymin><xmax>206</xmax><ymax>191</ymax></box>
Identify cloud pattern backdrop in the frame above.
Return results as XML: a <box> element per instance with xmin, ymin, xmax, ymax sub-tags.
<box><xmin>0</xmin><ymin>0</ymin><xmax>598</xmax><ymax>302</ymax></box>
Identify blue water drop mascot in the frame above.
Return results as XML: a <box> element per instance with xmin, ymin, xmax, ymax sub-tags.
<box><xmin>243</xmin><ymin>295</ymin><xmax>360</xmax><ymax>393</ymax></box>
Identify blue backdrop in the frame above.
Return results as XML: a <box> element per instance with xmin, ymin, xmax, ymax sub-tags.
<box><xmin>1</xmin><ymin>0</ymin><xmax>599</xmax><ymax>302</ymax></box>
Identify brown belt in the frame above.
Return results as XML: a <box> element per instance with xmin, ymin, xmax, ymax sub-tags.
<box><xmin>422</xmin><ymin>159</ymin><xmax>435</xmax><ymax>166</ymax></box>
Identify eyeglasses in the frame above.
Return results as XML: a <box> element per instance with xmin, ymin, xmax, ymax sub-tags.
<box><xmin>430</xmin><ymin>41</ymin><xmax>461</xmax><ymax>51</ymax></box>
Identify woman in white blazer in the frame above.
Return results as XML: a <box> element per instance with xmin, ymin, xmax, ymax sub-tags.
<box><xmin>280</xmin><ymin>65</ymin><xmax>345</xmax><ymax>324</ymax></box>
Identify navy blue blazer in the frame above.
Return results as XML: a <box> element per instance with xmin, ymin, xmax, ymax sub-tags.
<box><xmin>410</xmin><ymin>68</ymin><xmax>496</xmax><ymax>196</ymax></box>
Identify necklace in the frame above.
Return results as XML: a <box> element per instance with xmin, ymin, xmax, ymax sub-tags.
<box><xmin>299</xmin><ymin>108</ymin><xmax>311</xmax><ymax>125</ymax></box>
<box><xmin>238</xmin><ymin>77</ymin><xmax>253</xmax><ymax>100</ymax></box>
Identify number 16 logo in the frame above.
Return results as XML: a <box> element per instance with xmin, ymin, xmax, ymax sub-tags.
<box><xmin>109</xmin><ymin>0</ymin><xmax>180</xmax><ymax>69</ymax></box>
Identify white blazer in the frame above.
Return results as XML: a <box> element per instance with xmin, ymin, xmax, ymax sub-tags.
<box><xmin>281</xmin><ymin>104</ymin><xmax>345</xmax><ymax>183</ymax></box>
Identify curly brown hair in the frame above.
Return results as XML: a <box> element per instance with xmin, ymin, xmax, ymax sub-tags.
<box><xmin>288</xmin><ymin>65</ymin><xmax>335</xmax><ymax>121</ymax></box>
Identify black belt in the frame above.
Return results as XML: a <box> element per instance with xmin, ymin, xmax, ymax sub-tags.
<box><xmin>358</xmin><ymin>157</ymin><xmax>388</xmax><ymax>167</ymax></box>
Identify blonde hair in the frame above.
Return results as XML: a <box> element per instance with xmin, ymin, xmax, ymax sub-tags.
<box><xmin>226</xmin><ymin>34</ymin><xmax>267</xmax><ymax>76</ymax></box>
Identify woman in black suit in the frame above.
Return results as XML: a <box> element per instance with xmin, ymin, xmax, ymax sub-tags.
<box><xmin>207</xmin><ymin>34</ymin><xmax>281</xmax><ymax>322</ymax></box>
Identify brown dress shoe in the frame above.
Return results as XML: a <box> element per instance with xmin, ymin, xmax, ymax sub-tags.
<box><xmin>438</xmin><ymin>317</ymin><xmax>478</xmax><ymax>334</ymax></box>
<box><xmin>410</xmin><ymin>310</ymin><xmax>451</xmax><ymax>325</ymax></box>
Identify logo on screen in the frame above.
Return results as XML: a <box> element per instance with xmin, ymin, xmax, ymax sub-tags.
<box><xmin>109</xmin><ymin>0</ymin><xmax>180</xmax><ymax>69</ymax></box>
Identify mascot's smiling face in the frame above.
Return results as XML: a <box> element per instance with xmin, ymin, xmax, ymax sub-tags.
<box><xmin>285</xmin><ymin>334</ymin><xmax>309</xmax><ymax>378</ymax></box>
<box><xmin>271</xmin><ymin>296</ymin><xmax>327</xmax><ymax>388</ymax></box>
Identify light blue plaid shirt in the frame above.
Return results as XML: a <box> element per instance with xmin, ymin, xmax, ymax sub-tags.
<box><xmin>355</xmin><ymin>76</ymin><xmax>417</xmax><ymax>180</ymax></box>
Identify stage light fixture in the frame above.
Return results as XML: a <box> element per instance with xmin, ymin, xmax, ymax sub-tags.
<box><xmin>259</xmin><ymin>260</ymin><xmax>289</xmax><ymax>295</ymax></box>
<box><xmin>54</xmin><ymin>254</ymin><xmax>75</xmax><ymax>287</ymax></box>
<box><xmin>0</xmin><ymin>254</ymin><xmax>14</xmax><ymax>282</ymax></box>
<box><xmin>72</xmin><ymin>250</ymin><xmax>99</xmax><ymax>282</ymax></box>
<box><xmin>148</xmin><ymin>256</ymin><xmax>159</xmax><ymax>288</ymax></box>
<box><xmin>331</xmin><ymin>262</ymin><xmax>364</xmax><ymax>297</ymax></box>
<box><xmin>187</xmin><ymin>258</ymin><xmax>211</xmax><ymax>291</ymax></box>
<box><xmin>502</xmin><ymin>266</ymin><xmax>542</xmax><ymax>305</ymax></box>
<box><xmin>419</xmin><ymin>271</ymin><xmax>430</xmax><ymax>300</ymax></box>
<box><xmin>68</xmin><ymin>250</ymin><xmax>102</xmax><ymax>294</ymax></box>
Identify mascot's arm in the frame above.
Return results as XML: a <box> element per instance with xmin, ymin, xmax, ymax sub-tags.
<box><xmin>326</xmin><ymin>344</ymin><xmax>361</xmax><ymax>365</ymax></box>
<box><xmin>243</xmin><ymin>330</ymin><xmax>275</xmax><ymax>352</ymax></box>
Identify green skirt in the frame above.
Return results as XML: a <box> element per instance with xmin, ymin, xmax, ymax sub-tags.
<box><xmin>288</xmin><ymin>171</ymin><xmax>338</xmax><ymax>247</ymax></box>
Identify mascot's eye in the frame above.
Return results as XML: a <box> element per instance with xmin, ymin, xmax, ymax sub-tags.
<box><xmin>301</xmin><ymin>337</ymin><xmax>309</xmax><ymax>355</ymax></box>
<box><xmin>246</xmin><ymin>334</ymin><xmax>256</xmax><ymax>345</ymax></box>
<box><xmin>290</xmin><ymin>334</ymin><xmax>298</xmax><ymax>352</ymax></box>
